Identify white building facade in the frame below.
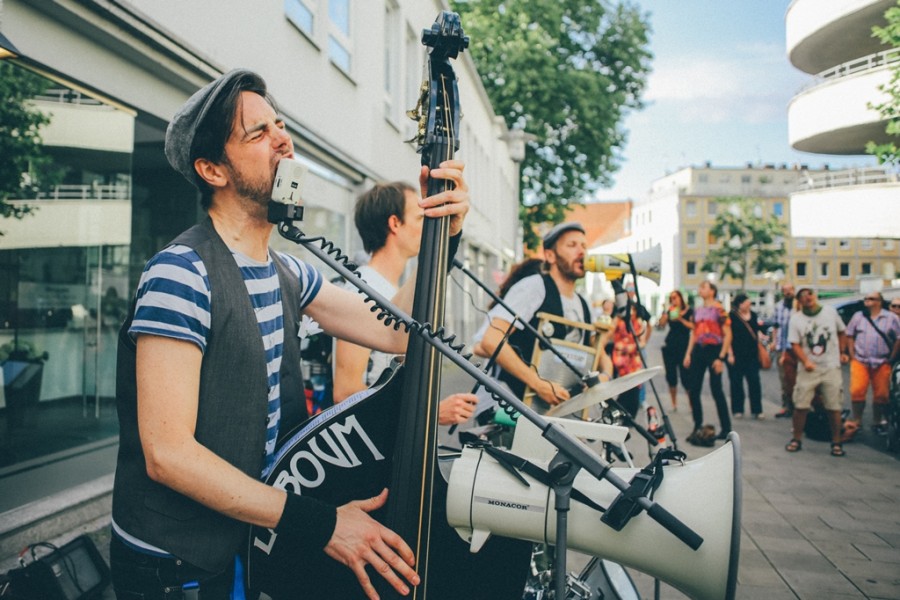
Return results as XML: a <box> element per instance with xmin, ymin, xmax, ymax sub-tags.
<box><xmin>786</xmin><ymin>0</ymin><xmax>900</xmax><ymax>237</ymax></box>
<box><xmin>0</xmin><ymin>0</ymin><xmax>519</xmax><ymax>506</ymax></box>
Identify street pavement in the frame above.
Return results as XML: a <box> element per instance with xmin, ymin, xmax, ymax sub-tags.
<box><xmin>6</xmin><ymin>334</ymin><xmax>899</xmax><ymax>600</ymax></box>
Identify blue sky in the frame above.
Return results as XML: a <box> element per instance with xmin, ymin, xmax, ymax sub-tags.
<box><xmin>594</xmin><ymin>0</ymin><xmax>876</xmax><ymax>201</ymax></box>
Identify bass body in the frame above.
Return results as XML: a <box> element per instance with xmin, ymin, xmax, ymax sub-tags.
<box><xmin>246</xmin><ymin>366</ymin><xmax>530</xmax><ymax>599</ymax></box>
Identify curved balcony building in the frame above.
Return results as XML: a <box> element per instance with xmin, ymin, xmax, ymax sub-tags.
<box><xmin>785</xmin><ymin>0</ymin><xmax>900</xmax><ymax>240</ymax></box>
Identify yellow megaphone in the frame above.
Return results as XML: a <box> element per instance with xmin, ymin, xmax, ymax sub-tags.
<box><xmin>584</xmin><ymin>244</ymin><xmax>661</xmax><ymax>285</ymax></box>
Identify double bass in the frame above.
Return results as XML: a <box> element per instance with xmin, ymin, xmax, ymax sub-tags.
<box><xmin>247</xmin><ymin>11</ymin><xmax>532</xmax><ymax>599</ymax></box>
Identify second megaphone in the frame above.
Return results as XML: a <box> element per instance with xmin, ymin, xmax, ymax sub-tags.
<box><xmin>583</xmin><ymin>244</ymin><xmax>661</xmax><ymax>284</ymax></box>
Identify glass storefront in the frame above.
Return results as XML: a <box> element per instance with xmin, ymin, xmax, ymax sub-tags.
<box><xmin>0</xmin><ymin>61</ymin><xmax>196</xmax><ymax>473</ymax></box>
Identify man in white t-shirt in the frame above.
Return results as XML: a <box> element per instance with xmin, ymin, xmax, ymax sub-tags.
<box><xmin>785</xmin><ymin>287</ymin><xmax>850</xmax><ymax>456</ymax></box>
<box><xmin>332</xmin><ymin>181</ymin><xmax>478</xmax><ymax>426</ymax></box>
<box><xmin>480</xmin><ymin>222</ymin><xmax>612</xmax><ymax>413</ymax></box>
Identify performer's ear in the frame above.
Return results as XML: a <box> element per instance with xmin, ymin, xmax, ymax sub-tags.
<box><xmin>194</xmin><ymin>158</ymin><xmax>228</xmax><ymax>189</ymax></box>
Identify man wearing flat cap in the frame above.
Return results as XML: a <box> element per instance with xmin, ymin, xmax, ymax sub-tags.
<box><xmin>111</xmin><ymin>69</ymin><xmax>470</xmax><ymax>599</ymax></box>
<box><xmin>480</xmin><ymin>222</ymin><xmax>611</xmax><ymax>413</ymax></box>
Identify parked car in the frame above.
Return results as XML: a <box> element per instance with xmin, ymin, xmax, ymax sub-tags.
<box><xmin>820</xmin><ymin>287</ymin><xmax>900</xmax><ymax>325</ymax></box>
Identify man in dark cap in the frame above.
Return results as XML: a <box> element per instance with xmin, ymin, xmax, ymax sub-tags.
<box><xmin>111</xmin><ymin>69</ymin><xmax>470</xmax><ymax>599</ymax></box>
<box><xmin>480</xmin><ymin>221</ymin><xmax>611</xmax><ymax>413</ymax></box>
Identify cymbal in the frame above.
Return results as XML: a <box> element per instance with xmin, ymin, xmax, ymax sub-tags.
<box><xmin>546</xmin><ymin>366</ymin><xmax>663</xmax><ymax>418</ymax></box>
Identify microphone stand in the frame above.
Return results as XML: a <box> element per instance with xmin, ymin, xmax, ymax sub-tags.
<box><xmin>270</xmin><ymin>216</ymin><xmax>704</xmax><ymax>598</ymax></box>
<box><xmin>613</xmin><ymin>272</ymin><xmax>680</xmax><ymax>454</ymax></box>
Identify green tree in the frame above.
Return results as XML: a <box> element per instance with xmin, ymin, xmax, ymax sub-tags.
<box><xmin>0</xmin><ymin>62</ymin><xmax>54</xmax><ymax>224</ymax></box>
<box><xmin>701</xmin><ymin>197</ymin><xmax>787</xmax><ymax>292</ymax></box>
<box><xmin>449</xmin><ymin>0</ymin><xmax>652</xmax><ymax>249</ymax></box>
<box><xmin>866</xmin><ymin>0</ymin><xmax>900</xmax><ymax>165</ymax></box>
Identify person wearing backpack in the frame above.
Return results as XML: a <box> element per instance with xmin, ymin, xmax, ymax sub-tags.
<box><xmin>846</xmin><ymin>291</ymin><xmax>900</xmax><ymax>435</ymax></box>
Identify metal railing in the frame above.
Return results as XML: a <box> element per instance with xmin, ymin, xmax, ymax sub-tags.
<box><xmin>799</xmin><ymin>47</ymin><xmax>900</xmax><ymax>93</ymax></box>
<box><xmin>797</xmin><ymin>166</ymin><xmax>900</xmax><ymax>191</ymax></box>
<box><xmin>33</xmin><ymin>183</ymin><xmax>131</xmax><ymax>201</ymax></box>
<box><xmin>34</xmin><ymin>88</ymin><xmax>108</xmax><ymax>107</ymax></box>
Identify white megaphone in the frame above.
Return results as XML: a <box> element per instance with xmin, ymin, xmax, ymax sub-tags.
<box><xmin>447</xmin><ymin>435</ymin><xmax>741</xmax><ymax>600</ymax></box>
<box><xmin>584</xmin><ymin>244</ymin><xmax>661</xmax><ymax>285</ymax></box>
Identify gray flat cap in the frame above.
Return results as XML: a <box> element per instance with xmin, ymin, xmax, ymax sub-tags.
<box><xmin>542</xmin><ymin>222</ymin><xmax>585</xmax><ymax>249</ymax></box>
<box><xmin>164</xmin><ymin>69</ymin><xmax>256</xmax><ymax>186</ymax></box>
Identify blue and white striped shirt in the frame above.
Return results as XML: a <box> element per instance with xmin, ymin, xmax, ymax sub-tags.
<box><xmin>130</xmin><ymin>243</ymin><xmax>322</xmax><ymax>470</ymax></box>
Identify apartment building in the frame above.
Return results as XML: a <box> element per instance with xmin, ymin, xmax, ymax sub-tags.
<box><xmin>786</xmin><ymin>0</ymin><xmax>900</xmax><ymax>237</ymax></box>
<box><xmin>634</xmin><ymin>164</ymin><xmax>899</xmax><ymax>312</ymax></box>
<box><xmin>0</xmin><ymin>0</ymin><xmax>520</xmax><ymax>518</ymax></box>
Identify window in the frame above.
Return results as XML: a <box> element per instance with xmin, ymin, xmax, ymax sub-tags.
<box><xmin>839</xmin><ymin>262</ymin><xmax>850</xmax><ymax>279</ymax></box>
<box><xmin>861</xmin><ymin>239</ymin><xmax>873</xmax><ymax>250</ymax></box>
<box><xmin>685</xmin><ymin>201</ymin><xmax>697</xmax><ymax>218</ymax></box>
<box><xmin>795</xmin><ymin>238</ymin><xmax>807</xmax><ymax>249</ymax></box>
<box><xmin>698</xmin><ymin>174</ymin><xmax>708</xmax><ymax>183</ymax></box>
<box><xmin>819</xmin><ymin>261</ymin><xmax>829</xmax><ymax>278</ymax></box>
<box><xmin>686</xmin><ymin>261</ymin><xmax>697</xmax><ymax>275</ymax></box>
<box><xmin>839</xmin><ymin>239</ymin><xmax>850</xmax><ymax>250</ymax></box>
<box><xmin>772</xmin><ymin>202</ymin><xmax>783</xmax><ymax>218</ymax></box>
<box><xmin>285</xmin><ymin>0</ymin><xmax>315</xmax><ymax>36</ymax></box>
<box><xmin>884</xmin><ymin>240</ymin><xmax>895</xmax><ymax>251</ymax></box>
<box><xmin>796</xmin><ymin>262</ymin><xmax>807</xmax><ymax>278</ymax></box>
<box><xmin>383</xmin><ymin>0</ymin><xmax>399</xmax><ymax>120</ymax></box>
<box><xmin>686</xmin><ymin>230</ymin><xmax>697</xmax><ymax>246</ymax></box>
<box><xmin>707</xmin><ymin>201</ymin><xmax>717</xmax><ymax>217</ymax></box>
<box><xmin>707</xmin><ymin>231</ymin><xmax>717</xmax><ymax>245</ymax></box>
<box><xmin>815</xmin><ymin>239</ymin><xmax>828</xmax><ymax>250</ymax></box>
<box><xmin>741</xmin><ymin>175</ymin><xmax>751</xmax><ymax>184</ymax></box>
<box><xmin>861</xmin><ymin>262</ymin><xmax>872</xmax><ymax>275</ymax></box>
<box><xmin>328</xmin><ymin>0</ymin><xmax>352</xmax><ymax>73</ymax></box>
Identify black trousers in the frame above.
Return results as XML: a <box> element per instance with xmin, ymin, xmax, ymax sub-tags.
<box><xmin>728</xmin><ymin>360</ymin><xmax>762</xmax><ymax>416</ymax></box>
<box><xmin>688</xmin><ymin>344</ymin><xmax>732</xmax><ymax>433</ymax></box>
<box><xmin>110</xmin><ymin>534</ymin><xmax>237</xmax><ymax>600</ymax></box>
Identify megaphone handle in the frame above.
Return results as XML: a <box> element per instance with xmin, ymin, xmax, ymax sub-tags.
<box><xmin>646</xmin><ymin>503</ymin><xmax>704</xmax><ymax>550</ymax></box>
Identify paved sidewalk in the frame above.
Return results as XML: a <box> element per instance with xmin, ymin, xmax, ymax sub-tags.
<box><xmin>619</xmin><ymin>380</ymin><xmax>900</xmax><ymax>600</ymax></box>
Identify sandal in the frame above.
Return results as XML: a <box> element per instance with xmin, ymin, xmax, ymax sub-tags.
<box><xmin>831</xmin><ymin>443</ymin><xmax>845</xmax><ymax>457</ymax></box>
<box><xmin>785</xmin><ymin>439</ymin><xmax>802</xmax><ymax>452</ymax></box>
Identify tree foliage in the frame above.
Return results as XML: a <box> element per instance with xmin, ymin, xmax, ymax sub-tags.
<box><xmin>449</xmin><ymin>0</ymin><xmax>652</xmax><ymax>249</ymax></box>
<box><xmin>701</xmin><ymin>197</ymin><xmax>787</xmax><ymax>292</ymax></box>
<box><xmin>0</xmin><ymin>62</ymin><xmax>55</xmax><ymax>222</ymax></box>
<box><xmin>866</xmin><ymin>1</ymin><xmax>900</xmax><ymax>165</ymax></box>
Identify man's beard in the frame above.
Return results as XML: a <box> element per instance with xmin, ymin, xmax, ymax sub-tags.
<box><xmin>556</xmin><ymin>255</ymin><xmax>584</xmax><ymax>281</ymax></box>
<box><xmin>224</xmin><ymin>158</ymin><xmax>273</xmax><ymax>213</ymax></box>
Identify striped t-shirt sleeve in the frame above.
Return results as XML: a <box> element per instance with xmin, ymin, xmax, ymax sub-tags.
<box><xmin>274</xmin><ymin>251</ymin><xmax>323</xmax><ymax>309</ymax></box>
<box><xmin>129</xmin><ymin>245</ymin><xmax>211</xmax><ymax>352</ymax></box>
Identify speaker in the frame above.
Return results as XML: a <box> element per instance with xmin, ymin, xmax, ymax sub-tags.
<box><xmin>584</xmin><ymin>245</ymin><xmax>661</xmax><ymax>285</ymax></box>
<box><xmin>8</xmin><ymin>536</ymin><xmax>110</xmax><ymax>600</ymax></box>
<box><xmin>446</xmin><ymin>435</ymin><xmax>741</xmax><ymax>600</ymax></box>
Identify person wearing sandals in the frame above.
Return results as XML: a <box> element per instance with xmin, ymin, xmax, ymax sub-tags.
<box><xmin>727</xmin><ymin>293</ymin><xmax>765</xmax><ymax>419</ymax></box>
<box><xmin>785</xmin><ymin>287</ymin><xmax>850</xmax><ymax>456</ymax></box>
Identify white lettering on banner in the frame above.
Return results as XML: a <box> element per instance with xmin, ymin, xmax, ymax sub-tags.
<box><xmin>309</xmin><ymin>429</ymin><xmax>358</xmax><ymax>468</ymax></box>
<box><xmin>331</xmin><ymin>415</ymin><xmax>385</xmax><ymax>462</ymax></box>
<box><xmin>266</xmin><ymin>415</ymin><xmax>385</xmax><ymax>495</ymax></box>
<box><xmin>254</xmin><ymin>415</ymin><xmax>386</xmax><ymax>553</ymax></box>
<box><xmin>253</xmin><ymin>528</ymin><xmax>277</xmax><ymax>555</ymax></box>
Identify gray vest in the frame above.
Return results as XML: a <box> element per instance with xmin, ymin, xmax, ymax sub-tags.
<box><xmin>112</xmin><ymin>218</ymin><xmax>305</xmax><ymax>572</ymax></box>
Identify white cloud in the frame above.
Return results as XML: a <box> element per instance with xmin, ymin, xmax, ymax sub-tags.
<box><xmin>645</xmin><ymin>42</ymin><xmax>804</xmax><ymax>124</ymax></box>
